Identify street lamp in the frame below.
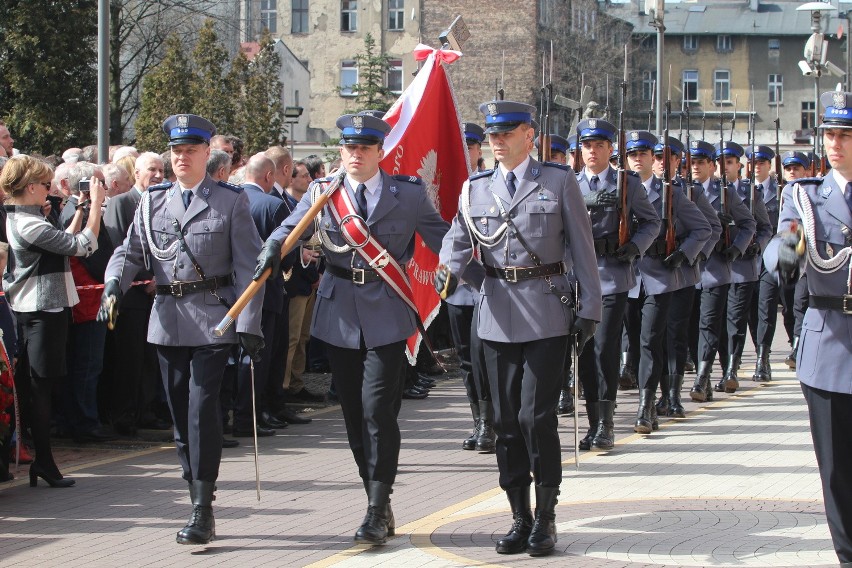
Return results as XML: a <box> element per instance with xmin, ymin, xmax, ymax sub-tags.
<box><xmin>797</xmin><ymin>1</ymin><xmax>837</xmax><ymax>160</ymax></box>
<box><xmin>645</xmin><ymin>0</ymin><xmax>665</xmax><ymax>135</ymax></box>
<box><xmin>283</xmin><ymin>106</ymin><xmax>304</xmax><ymax>155</ymax></box>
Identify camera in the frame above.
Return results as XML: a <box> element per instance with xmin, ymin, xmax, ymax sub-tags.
<box><xmin>78</xmin><ymin>179</ymin><xmax>90</xmax><ymax>193</ymax></box>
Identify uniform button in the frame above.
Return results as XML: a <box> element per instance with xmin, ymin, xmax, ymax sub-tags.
<box><xmin>510</xmin><ymin>212</ymin><xmax>517</xmax><ymax>218</ymax></box>
<box><xmin>204</xmin><ymin>226</ymin><xmax>210</xmax><ymax>232</ymax></box>
<box><xmin>179</xmin><ymin>263</ymin><xmax>185</xmax><ymax>269</ymax></box>
<box><xmin>510</xmin><ymin>252</ymin><xmax>517</xmax><ymax>259</ymax></box>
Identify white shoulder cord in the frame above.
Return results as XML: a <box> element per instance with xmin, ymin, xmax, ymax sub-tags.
<box><xmin>792</xmin><ymin>182</ymin><xmax>852</xmax><ymax>288</ymax></box>
<box><xmin>460</xmin><ymin>174</ymin><xmax>510</xmax><ymax>248</ymax></box>
<box><xmin>141</xmin><ymin>190</ymin><xmax>179</xmax><ymax>261</ymax></box>
<box><xmin>312</xmin><ymin>180</ymin><xmax>352</xmax><ymax>254</ymax></box>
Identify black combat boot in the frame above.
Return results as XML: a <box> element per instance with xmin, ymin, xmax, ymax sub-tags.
<box><xmin>690</xmin><ymin>362</ymin><xmax>712</xmax><ymax>402</ymax></box>
<box><xmin>591</xmin><ymin>400</ymin><xmax>615</xmax><ymax>450</ymax></box>
<box><xmin>667</xmin><ymin>375</ymin><xmax>686</xmax><ymax>418</ymax></box>
<box><xmin>721</xmin><ymin>355</ymin><xmax>739</xmax><ymax>393</ymax></box>
<box><xmin>495</xmin><ymin>486</ymin><xmax>533</xmax><ymax>554</ymax></box>
<box><xmin>354</xmin><ymin>481</ymin><xmax>393</xmax><ymax>545</ymax></box>
<box><xmin>655</xmin><ymin>374</ymin><xmax>671</xmax><ymax>416</ymax></box>
<box><xmin>618</xmin><ymin>352</ymin><xmax>638</xmax><ymax>390</ymax></box>
<box><xmin>176</xmin><ymin>480</ymin><xmax>216</xmax><ymax>545</ymax></box>
<box><xmin>476</xmin><ymin>400</ymin><xmax>496</xmax><ymax>453</ymax></box>
<box><xmin>634</xmin><ymin>390</ymin><xmax>655</xmax><ymax>434</ymax></box>
<box><xmin>527</xmin><ymin>486</ymin><xmax>559</xmax><ymax>557</ymax></box>
<box><xmin>578</xmin><ymin>401</ymin><xmax>599</xmax><ymax>451</ymax></box>
<box><xmin>785</xmin><ymin>337</ymin><xmax>799</xmax><ymax>370</ymax></box>
<box><xmin>463</xmin><ymin>402</ymin><xmax>481</xmax><ymax>450</ymax></box>
<box><xmin>557</xmin><ymin>389</ymin><xmax>574</xmax><ymax>415</ymax></box>
<box><xmin>684</xmin><ymin>354</ymin><xmax>696</xmax><ymax>374</ymax></box>
<box><xmin>752</xmin><ymin>345</ymin><xmax>772</xmax><ymax>382</ymax></box>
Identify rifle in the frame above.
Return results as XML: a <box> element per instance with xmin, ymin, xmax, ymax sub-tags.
<box><xmin>617</xmin><ymin>46</ymin><xmax>630</xmax><ymax>247</ymax></box>
<box><xmin>647</xmin><ymin>79</ymin><xmax>656</xmax><ymax>131</ymax></box>
<box><xmin>774</xmin><ymin>103</ymin><xmax>783</xmax><ymax>201</ymax></box>
<box><xmin>685</xmin><ymin>101</ymin><xmax>694</xmax><ymax>202</ymax></box>
<box><xmin>729</xmin><ymin>95</ymin><xmax>738</xmax><ymax>141</ymax></box>
<box><xmin>497</xmin><ymin>51</ymin><xmax>505</xmax><ymax>100</ymax></box>
<box><xmin>747</xmin><ymin>87</ymin><xmax>756</xmax><ymax>217</ymax></box>
<box><xmin>663</xmin><ymin>66</ymin><xmax>676</xmax><ymax>256</ymax></box>
<box><xmin>538</xmin><ymin>53</ymin><xmax>546</xmax><ymax>162</ymax></box>
<box><xmin>701</xmin><ymin>93</ymin><xmax>707</xmax><ymax>140</ymax></box>
<box><xmin>719</xmin><ymin>106</ymin><xmax>731</xmax><ymax>247</ymax></box>
<box><xmin>537</xmin><ymin>44</ymin><xmax>554</xmax><ymax>163</ymax></box>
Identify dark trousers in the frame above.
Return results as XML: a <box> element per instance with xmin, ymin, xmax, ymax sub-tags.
<box><xmin>801</xmin><ymin>383</ymin><xmax>852</xmax><ymax>563</ymax></box>
<box><xmin>447</xmin><ymin>303</ymin><xmax>489</xmax><ymax>405</ymax></box>
<box><xmin>579</xmin><ymin>292</ymin><xmax>628</xmax><ymax>402</ymax></box>
<box><xmin>688</xmin><ymin>287</ymin><xmax>701</xmax><ymax>364</ymax></box>
<box><xmin>622</xmin><ymin>301</ymin><xmax>640</xmax><ymax>370</ymax></box>
<box><xmin>698</xmin><ymin>284</ymin><xmax>729</xmax><ymax>363</ymax></box>
<box><xmin>667</xmin><ymin>286</ymin><xmax>696</xmax><ymax>375</ymax></box>
<box><xmin>266</xmin><ymin>302</ymin><xmax>290</xmax><ymax>410</ymax></box>
<box><xmin>793</xmin><ymin>272</ymin><xmax>809</xmax><ymax>338</ymax></box>
<box><xmin>749</xmin><ymin>268</ymin><xmax>780</xmax><ymax>348</ymax></box>
<box><xmin>326</xmin><ymin>339</ymin><xmax>407</xmax><ymax>485</ymax></box>
<box><xmin>63</xmin><ymin>320</ymin><xmax>108</xmax><ymax>433</ymax></box>
<box><xmin>235</xmin><ymin>309</ymin><xmax>277</xmax><ymax>429</ymax></box>
<box><xmin>156</xmin><ymin>344</ymin><xmax>231</xmax><ymax>483</ymax></box>
<box><xmin>483</xmin><ymin>335</ymin><xmax>568</xmax><ymax>489</ymax></box>
<box><xmin>636</xmin><ymin>291</ymin><xmax>672</xmax><ymax>392</ymax></box>
<box><xmin>723</xmin><ymin>281</ymin><xmax>757</xmax><ymax>362</ymax></box>
<box><xmin>779</xmin><ymin>279</ymin><xmax>796</xmax><ymax>345</ymax></box>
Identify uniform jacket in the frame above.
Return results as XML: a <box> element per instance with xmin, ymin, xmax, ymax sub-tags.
<box><xmin>444</xmin><ymin>260</ymin><xmax>486</xmax><ymax>307</ymax></box>
<box><xmin>103</xmin><ymin>188</ymin><xmax>154</xmax><ymax>310</ymax></box>
<box><xmin>699</xmin><ymin>179</ymin><xmax>756</xmax><ymax>289</ymax></box>
<box><xmin>678</xmin><ymin>182</ymin><xmax>723</xmax><ymax>289</ymax></box>
<box><xmin>630</xmin><ymin>177</ymin><xmax>712</xmax><ymax>297</ymax></box>
<box><xmin>104</xmin><ymin>175</ymin><xmax>264</xmax><ymax>346</ymax></box>
<box><xmin>730</xmin><ymin>178</ymin><xmax>773</xmax><ymax>284</ymax></box>
<box><xmin>441</xmin><ymin>159</ymin><xmax>602</xmax><ymax>343</ymax></box>
<box><xmin>243</xmin><ymin>182</ymin><xmax>291</xmax><ymax>315</ymax></box>
<box><xmin>764</xmin><ymin>174</ymin><xmax>852</xmax><ymax>393</ymax></box>
<box><xmin>269</xmin><ymin>170</ymin><xmax>449</xmax><ymax>349</ymax></box>
<box><xmin>758</xmin><ymin>176</ymin><xmax>779</xmax><ymax>231</ymax></box>
<box><xmin>576</xmin><ymin>165</ymin><xmax>661</xmax><ymax>295</ymax></box>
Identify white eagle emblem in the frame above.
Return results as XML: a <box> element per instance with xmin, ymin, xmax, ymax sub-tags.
<box><xmin>630</xmin><ymin>131</ymin><xmax>639</xmax><ymax>141</ymax></box>
<box><xmin>589</xmin><ymin>119</ymin><xmax>597</xmax><ymax>129</ymax></box>
<box><xmin>352</xmin><ymin>115</ymin><xmax>363</xmax><ymax>133</ymax></box>
<box><xmin>177</xmin><ymin>115</ymin><xmax>189</xmax><ymax>128</ymax></box>
<box><xmin>487</xmin><ymin>103</ymin><xmax>498</xmax><ymax>116</ymax></box>
<box><xmin>833</xmin><ymin>92</ymin><xmax>846</xmax><ymax>109</ymax></box>
<box><xmin>692</xmin><ymin>140</ymin><xmax>699</xmax><ymax>148</ymax></box>
<box><xmin>417</xmin><ymin>149</ymin><xmax>441</xmax><ymax>211</ymax></box>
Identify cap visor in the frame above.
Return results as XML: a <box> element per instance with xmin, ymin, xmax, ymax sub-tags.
<box><xmin>483</xmin><ymin>122</ymin><xmax>524</xmax><ymax>134</ymax></box>
<box><xmin>168</xmin><ymin>137</ymin><xmax>207</xmax><ymax>146</ymax></box>
<box><xmin>340</xmin><ymin>136</ymin><xmax>383</xmax><ymax>145</ymax></box>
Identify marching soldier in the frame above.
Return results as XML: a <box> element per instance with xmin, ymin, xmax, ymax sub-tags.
<box><xmin>436</xmin><ymin>100</ymin><xmax>600</xmax><ymax>557</ymax></box>
<box><xmin>575</xmin><ymin>118</ymin><xmax>660</xmax><ymax>451</ymax></box>
<box><xmin>688</xmin><ymin>140</ymin><xmax>755</xmax><ymax>402</ymax></box>
<box><xmin>99</xmin><ymin>114</ymin><xmax>265</xmax><ymax>545</ymax></box>
<box><xmin>254</xmin><ymin>113</ymin><xmax>449</xmax><ymax>546</ymax></box>
<box><xmin>769</xmin><ymin>90</ymin><xmax>852</xmax><ymax>566</ymax></box>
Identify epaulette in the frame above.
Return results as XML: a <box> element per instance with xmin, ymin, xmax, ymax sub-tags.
<box><xmin>148</xmin><ymin>181</ymin><xmax>173</xmax><ymax>192</ymax></box>
<box><xmin>541</xmin><ymin>162</ymin><xmax>570</xmax><ymax>172</ymax></box>
<box><xmin>469</xmin><ymin>169</ymin><xmax>494</xmax><ymax>181</ymax></box>
<box><xmin>794</xmin><ymin>176</ymin><xmax>824</xmax><ymax>185</ymax></box>
<box><xmin>217</xmin><ymin>180</ymin><xmax>244</xmax><ymax>193</ymax></box>
<box><xmin>392</xmin><ymin>174</ymin><xmax>422</xmax><ymax>184</ymax></box>
<box><xmin>627</xmin><ymin>170</ymin><xmax>639</xmax><ymax>178</ymax></box>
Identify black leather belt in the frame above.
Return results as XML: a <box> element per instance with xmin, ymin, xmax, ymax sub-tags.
<box><xmin>593</xmin><ymin>235</ymin><xmax>619</xmax><ymax>256</ymax></box>
<box><xmin>646</xmin><ymin>238</ymin><xmax>682</xmax><ymax>258</ymax></box>
<box><xmin>809</xmin><ymin>294</ymin><xmax>852</xmax><ymax>314</ymax></box>
<box><xmin>483</xmin><ymin>261</ymin><xmax>566</xmax><ymax>283</ymax></box>
<box><xmin>326</xmin><ymin>263</ymin><xmax>384</xmax><ymax>285</ymax></box>
<box><xmin>156</xmin><ymin>275</ymin><xmax>232</xmax><ymax>298</ymax></box>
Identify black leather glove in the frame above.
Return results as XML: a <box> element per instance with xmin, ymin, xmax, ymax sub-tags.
<box><xmin>722</xmin><ymin>245</ymin><xmax>742</xmax><ymax>262</ymax></box>
<box><xmin>433</xmin><ymin>265</ymin><xmax>458</xmax><ymax>299</ymax></box>
<box><xmin>777</xmin><ymin>232</ymin><xmax>801</xmax><ymax>281</ymax></box>
<box><xmin>570</xmin><ymin>317</ymin><xmax>597</xmax><ymax>352</ymax></box>
<box><xmin>614</xmin><ymin>241</ymin><xmax>640</xmax><ymax>263</ymax></box>
<box><xmin>254</xmin><ymin>239</ymin><xmax>282</xmax><ymax>280</ymax></box>
<box><xmin>717</xmin><ymin>211</ymin><xmax>734</xmax><ymax>226</ymax></box>
<box><xmin>239</xmin><ymin>333</ymin><xmax>265</xmax><ymax>362</ymax></box>
<box><xmin>694</xmin><ymin>251</ymin><xmax>707</xmax><ymax>264</ymax></box>
<box><xmin>663</xmin><ymin>249</ymin><xmax>688</xmax><ymax>269</ymax></box>
<box><xmin>744</xmin><ymin>241</ymin><xmax>762</xmax><ymax>258</ymax></box>
<box><xmin>96</xmin><ymin>279</ymin><xmax>123</xmax><ymax>323</ymax></box>
<box><xmin>584</xmin><ymin>190</ymin><xmax>617</xmax><ymax>209</ymax></box>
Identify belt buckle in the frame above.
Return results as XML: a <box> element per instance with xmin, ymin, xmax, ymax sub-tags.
<box><xmin>504</xmin><ymin>267</ymin><xmax>518</xmax><ymax>283</ymax></box>
<box><xmin>170</xmin><ymin>282</ymin><xmax>184</xmax><ymax>298</ymax></box>
<box><xmin>843</xmin><ymin>295</ymin><xmax>852</xmax><ymax>315</ymax></box>
<box><xmin>352</xmin><ymin>268</ymin><xmax>366</xmax><ymax>285</ymax></box>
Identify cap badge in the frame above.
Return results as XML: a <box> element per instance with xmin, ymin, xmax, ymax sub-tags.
<box><xmin>201</xmin><ymin>187</ymin><xmax>210</xmax><ymax>198</ymax></box>
<box><xmin>352</xmin><ymin>115</ymin><xmax>363</xmax><ymax>133</ymax></box>
<box><xmin>177</xmin><ymin>115</ymin><xmax>189</xmax><ymax>128</ymax></box>
<box><xmin>691</xmin><ymin>141</ymin><xmax>699</xmax><ymax>148</ymax></box>
<box><xmin>589</xmin><ymin>119</ymin><xmax>597</xmax><ymax>129</ymax></box>
<box><xmin>630</xmin><ymin>131</ymin><xmax>639</xmax><ymax>141</ymax></box>
<box><xmin>833</xmin><ymin>92</ymin><xmax>846</xmax><ymax>109</ymax></box>
<box><xmin>487</xmin><ymin>103</ymin><xmax>498</xmax><ymax>116</ymax></box>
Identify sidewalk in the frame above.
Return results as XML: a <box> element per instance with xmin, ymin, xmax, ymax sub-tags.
<box><xmin>0</xmin><ymin>332</ymin><xmax>835</xmax><ymax>567</ymax></box>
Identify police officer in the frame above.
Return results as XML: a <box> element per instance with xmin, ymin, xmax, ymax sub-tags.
<box><xmin>436</xmin><ymin>100</ymin><xmax>600</xmax><ymax>557</ymax></box>
<box><xmin>575</xmin><ymin>118</ymin><xmax>660</xmax><ymax>451</ymax></box>
<box><xmin>534</xmin><ymin>134</ymin><xmax>570</xmax><ymax>166</ymax></box>
<box><xmin>255</xmin><ymin>113</ymin><xmax>449</xmax><ymax>546</ymax></box>
<box><xmin>567</xmin><ymin>134</ymin><xmax>582</xmax><ymax>171</ymax></box>
<box><xmin>688</xmin><ymin>140</ymin><xmax>756</xmax><ymax>402</ymax></box>
<box><xmin>99</xmin><ymin>114</ymin><xmax>264</xmax><ymax>545</ymax></box>
<box><xmin>770</xmin><ymin>90</ymin><xmax>852</xmax><ymax>566</ymax></box>
<box><xmin>464</xmin><ymin>122</ymin><xmax>487</xmax><ymax>173</ymax></box>
<box><xmin>716</xmin><ymin>141</ymin><xmax>772</xmax><ymax>393</ymax></box>
<box><xmin>625</xmin><ymin>134</ymin><xmax>711</xmax><ymax>432</ymax></box>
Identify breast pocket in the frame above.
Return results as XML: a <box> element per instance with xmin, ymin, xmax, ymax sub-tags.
<box><xmin>373</xmin><ymin>219</ymin><xmax>409</xmax><ymax>252</ymax></box>
<box><xmin>189</xmin><ymin>217</ymin><xmax>225</xmax><ymax>256</ymax></box>
<box><xmin>524</xmin><ymin>199</ymin><xmax>560</xmax><ymax>237</ymax></box>
<box><xmin>150</xmin><ymin>215</ymin><xmax>177</xmax><ymax>250</ymax></box>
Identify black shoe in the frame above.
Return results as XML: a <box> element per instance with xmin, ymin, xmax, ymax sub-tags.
<box><xmin>138</xmin><ymin>416</ymin><xmax>172</xmax><ymax>430</ymax></box>
<box><xmin>354</xmin><ymin>481</ymin><xmax>392</xmax><ymax>545</ymax></box>
<box><xmin>73</xmin><ymin>425</ymin><xmax>117</xmax><ymax>443</ymax></box>
<box><xmin>414</xmin><ymin>379</ymin><xmax>434</xmax><ymax>390</ymax></box>
<box><xmin>285</xmin><ymin>388</ymin><xmax>326</xmax><ymax>404</ymax></box>
<box><xmin>591</xmin><ymin>401</ymin><xmax>615</xmax><ymax>451</ymax></box>
<box><xmin>222</xmin><ymin>437</ymin><xmax>240</xmax><ymax>448</ymax></box>
<box><xmin>113</xmin><ymin>422</ymin><xmax>138</xmax><ymax>438</ymax></box>
<box><xmin>527</xmin><ymin>486</ymin><xmax>558</xmax><ymax>557</ymax></box>
<box><xmin>714</xmin><ymin>379</ymin><xmax>726</xmax><ymax>393</ymax></box>
<box><xmin>415</xmin><ymin>373</ymin><xmax>436</xmax><ymax>386</ymax></box>
<box><xmin>476</xmin><ymin>400</ymin><xmax>496</xmax><ymax>453</ymax></box>
<box><xmin>633</xmin><ymin>390</ymin><xmax>654</xmax><ymax>434</ymax></box>
<box><xmin>176</xmin><ymin>481</ymin><xmax>215</xmax><ymax>545</ymax></box>
<box><xmin>618</xmin><ymin>352</ymin><xmax>638</xmax><ymax>390</ymax></box>
<box><xmin>496</xmin><ymin>487</ymin><xmax>533</xmax><ymax>554</ymax></box>
<box><xmin>578</xmin><ymin>402</ymin><xmax>599</xmax><ymax>451</ymax></box>
<box><xmin>402</xmin><ymin>387</ymin><xmax>428</xmax><ymax>400</ymax></box>
<box><xmin>276</xmin><ymin>408</ymin><xmax>312</xmax><ymax>425</ymax></box>
<box><xmin>667</xmin><ymin>375</ymin><xmax>686</xmax><ymax>418</ymax></box>
<box><xmin>684</xmin><ymin>356</ymin><xmax>696</xmax><ymax>374</ymax></box>
<box><xmin>556</xmin><ymin>389</ymin><xmax>574</xmax><ymax>415</ymax></box>
<box><xmin>464</xmin><ymin>402</ymin><xmax>481</xmax><ymax>450</ymax></box>
<box><xmin>29</xmin><ymin>462</ymin><xmax>75</xmax><ymax>488</ymax></box>
<box><xmin>232</xmin><ymin>426</ymin><xmax>276</xmax><ymax>437</ymax></box>
<box><xmin>259</xmin><ymin>411</ymin><xmax>288</xmax><ymax>429</ymax></box>
<box><xmin>785</xmin><ymin>337</ymin><xmax>799</xmax><ymax>369</ymax></box>
<box><xmin>753</xmin><ymin>344</ymin><xmax>772</xmax><ymax>382</ymax></box>
<box><xmin>690</xmin><ymin>362</ymin><xmax>711</xmax><ymax>402</ymax></box>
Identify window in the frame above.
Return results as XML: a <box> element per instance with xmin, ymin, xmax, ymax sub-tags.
<box><xmin>716</xmin><ymin>35</ymin><xmax>732</xmax><ymax>53</ymax></box>
<box><xmin>802</xmin><ymin>101</ymin><xmax>815</xmax><ymax>130</ymax></box>
<box><xmin>640</xmin><ymin>35</ymin><xmax>656</xmax><ymax>51</ymax></box>
<box><xmin>642</xmin><ymin>70</ymin><xmax>656</xmax><ymax>101</ymax></box>
<box><xmin>340</xmin><ymin>60</ymin><xmax>358</xmax><ymax>96</ymax></box>
<box><xmin>683</xmin><ymin>35</ymin><xmax>698</xmax><ymax>52</ymax></box>
<box><xmin>714</xmin><ymin>70</ymin><xmax>730</xmax><ymax>103</ymax></box>
<box><xmin>292</xmin><ymin>0</ymin><xmax>308</xmax><ymax>33</ymax></box>
<box><xmin>571</xmin><ymin>4</ymin><xmax>596</xmax><ymax>38</ymax></box>
<box><xmin>768</xmin><ymin>74</ymin><xmax>783</xmax><ymax>105</ymax></box>
<box><xmin>768</xmin><ymin>38</ymin><xmax>781</xmax><ymax>57</ymax></box>
<box><xmin>682</xmin><ymin>70</ymin><xmax>699</xmax><ymax>103</ymax></box>
<box><xmin>388</xmin><ymin>0</ymin><xmax>404</xmax><ymax>31</ymax></box>
<box><xmin>260</xmin><ymin>0</ymin><xmax>277</xmax><ymax>33</ymax></box>
<box><xmin>387</xmin><ymin>59</ymin><xmax>403</xmax><ymax>93</ymax></box>
<box><xmin>341</xmin><ymin>0</ymin><xmax>357</xmax><ymax>32</ymax></box>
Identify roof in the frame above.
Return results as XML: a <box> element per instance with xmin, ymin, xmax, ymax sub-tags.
<box><xmin>606</xmin><ymin>0</ymin><xmax>852</xmax><ymax>36</ymax></box>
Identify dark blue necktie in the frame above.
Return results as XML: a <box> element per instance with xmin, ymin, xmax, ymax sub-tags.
<box><xmin>506</xmin><ymin>171</ymin><xmax>517</xmax><ymax>198</ymax></box>
<box><xmin>182</xmin><ymin>189</ymin><xmax>193</xmax><ymax>210</ymax></box>
<box><xmin>845</xmin><ymin>182</ymin><xmax>852</xmax><ymax>215</ymax></box>
<box><xmin>590</xmin><ymin>175</ymin><xmax>599</xmax><ymax>193</ymax></box>
<box><xmin>355</xmin><ymin>183</ymin><xmax>368</xmax><ymax>218</ymax></box>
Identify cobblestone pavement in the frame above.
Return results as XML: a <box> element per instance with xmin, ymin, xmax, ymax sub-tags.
<box><xmin>0</xmin><ymin>331</ymin><xmax>835</xmax><ymax>567</ymax></box>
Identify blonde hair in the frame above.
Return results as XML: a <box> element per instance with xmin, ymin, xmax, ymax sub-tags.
<box><xmin>115</xmin><ymin>154</ymin><xmax>136</xmax><ymax>181</ymax></box>
<box><xmin>0</xmin><ymin>155</ymin><xmax>53</xmax><ymax>198</ymax></box>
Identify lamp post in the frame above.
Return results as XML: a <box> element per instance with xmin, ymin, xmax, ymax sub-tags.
<box><xmin>283</xmin><ymin>106</ymin><xmax>304</xmax><ymax>156</ymax></box>
<box><xmin>797</xmin><ymin>2</ymin><xmax>838</xmax><ymax>161</ymax></box>
<box><xmin>646</xmin><ymin>0</ymin><xmax>665</xmax><ymax>135</ymax></box>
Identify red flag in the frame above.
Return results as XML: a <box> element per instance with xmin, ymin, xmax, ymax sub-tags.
<box><xmin>380</xmin><ymin>45</ymin><xmax>470</xmax><ymax>363</ymax></box>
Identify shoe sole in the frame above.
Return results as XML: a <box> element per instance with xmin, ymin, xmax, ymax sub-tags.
<box><xmin>528</xmin><ymin>547</ymin><xmax>555</xmax><ymax>557</ymax></box>
<box><xmin>724</xmin><ymin>379</ymin><xmax>739</xmax><ymax>393</ymax></box>
<box><xmin>176</xmin><ymin>533</ymin><xmax>215</xmax><ymax>545</ymax></box>
<box><xmin>690</xmin><ymin>391</ymin><xmax>707</xmax><ymax>402</ymax></box>
<box><xmin>495</xmin><ymin>545</ymin><xmax>527</xmax><ymax>554</ymax></box>
<box><xmin>354</xmin><ymin>536</ymin><xmax>387</xmax><ymax>545</ymax></box>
